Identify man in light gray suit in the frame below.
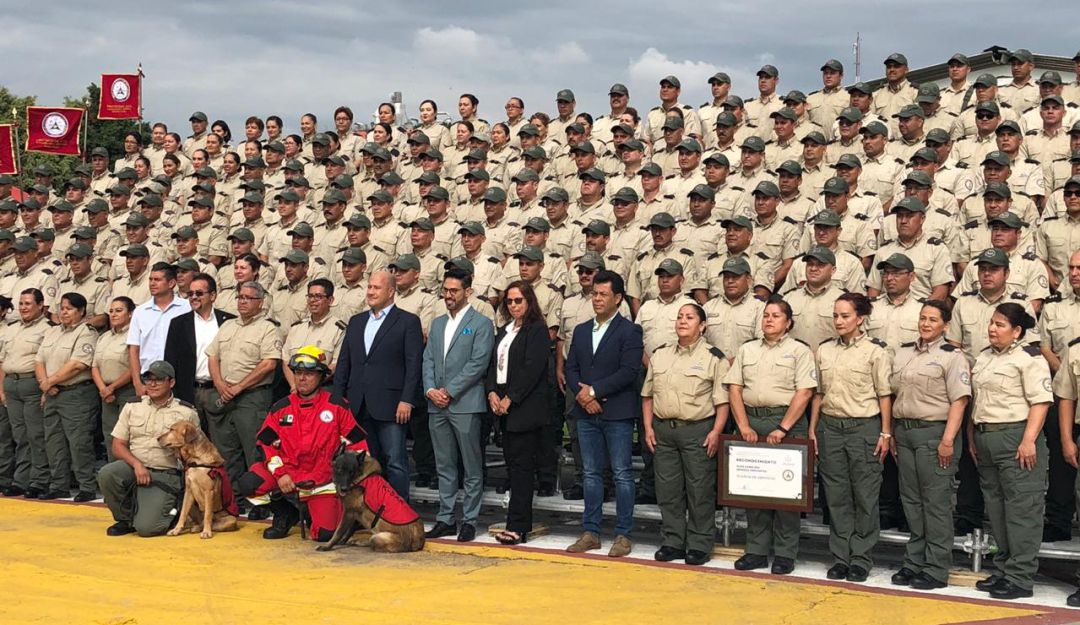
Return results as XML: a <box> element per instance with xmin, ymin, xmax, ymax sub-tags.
<box><xmin>422</xmin><ymin>268</ymin><xmax>495</xmax><ymax>542</ymax></box>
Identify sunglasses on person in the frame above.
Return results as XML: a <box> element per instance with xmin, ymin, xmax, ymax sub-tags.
<box><xmin>1065</xmin><ymin>189</ymin><xmax>1080</xmax><ymax>198</ymax></box>
<box><xmin>505</xmin><ymin>297</ymin><xmax>525</xmax><ymax>305</ymax></box>
<box><xmin>975</xmin><ymin>113</ymin><xmax>996</xmax><ymax>120</ymax></box>
<box><xmin>577</xmin><ymin>267</ymin><xmax>598</xmax><ymax>275</ymax></box>
<box><xmin>187</xmin><ymin>290</ymin><xmax>209</xmax><ymax>298</ymax></box>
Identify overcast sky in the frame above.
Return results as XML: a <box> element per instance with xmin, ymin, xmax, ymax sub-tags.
<box><xmin>2</xmin><ymin>1</ymin><xmax>1078</xmax><ymax>137</ymax></box>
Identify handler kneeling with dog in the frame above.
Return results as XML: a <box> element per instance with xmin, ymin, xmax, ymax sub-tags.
<box><xmin>236</xmin><ymin>346</ymin><xmax>369</xmax><ymax>541</ymax></box>
<box><xmin>98</xmin><ymin>361</ymin><xmax>199</xmax><ymax>537</ymax></box>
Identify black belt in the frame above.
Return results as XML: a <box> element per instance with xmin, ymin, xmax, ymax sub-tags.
<box><xmin>976</xmin><ymin>422</ymin><xmax>1025</xmax><ymax>433</ymax></box>
<box><xmin>745</xmin><ymin>406</ymin><xmax>787</xmax><ymax>418</ymax></box>
<box><xmin>194</xmin><ymin>380</ymin><xmax>214</xmax><ymax>389</ymax></box>
<box><xmin>57</xmin><ymin>380</ymin><xmax>95</xmax><ymax>391</ymax></box>
<box><xmin>6</xmin><ymin>372</ymin><xmax>34</xmax><ymax>380</ymax></box>
<box><xmin>655</xmin><ymin>417</ymin><xmax>709</xmax><ymax>429</ymax></box>
<box><xmin>898</xmin><ymin>419</ymin><xmax>944</xmax><ymax>430</ymax></box>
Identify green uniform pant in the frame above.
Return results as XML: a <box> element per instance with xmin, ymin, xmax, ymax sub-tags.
<box><xmin>745</xmin><ymin>413</ymin><xmax>807</xmax><ymax>560</ymax></box>
<box><xmin>43</xmin><ymin>382</ymin><xmax>100</xmax><ymax>493</ymax></box>
<box><xmin>0</xmin><ymin>403</ymin><xmax>17</xmax><ymax>489</ymax></box>
<box><xmin>975</xmin><ymin>424</ymin><xmax>1047</xmax><ymax>591</ymax></box>
<box><xmin>203</xmin><ymin>386</ymin><xmax>272</xmax><ymax>483</ymax></box>
<box><xmin>895</xmin><ymin>420</ymin><xmax>958</xmax><ymax>584</ymax></box>
<box><xmin>5</xmin><ymin>376</ymin><xmax>46</xmax><ymax>490</ymax></box>
<box><xmin>101</xmin><ymin>384</ymin><xmax>137</xmax><ymax>462</ymax></box>
<box><xmin>97</xmin><ymin>460</ymin><xmax>182</xmax><ymax>537</ymax></box>
<box><xmin>654</xmin><ymin>417</ymin><xmax>717</xmax><ymax>553</ymax></box>
<box><xmin>818</xmin><ymin>415</ymin><xmax>882</xmax><ymax>570</ymax></box>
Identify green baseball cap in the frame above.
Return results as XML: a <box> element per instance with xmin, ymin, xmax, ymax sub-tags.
<box><xmin>240</xmin><ymin>191</ymin><xmax>264</xmax><ymax>204</ymax></box>
<box><xmin>1007</xmin><ymin>49</ymin><xmax>1034</xmax><ymax>63</ymax></box>
<box><xmin>638</xmin><ymin>162</ymin><xmax>663</xmax><ymax>177</ymax></box>
<box><xmin>465</xmin><ymin>148</ymin><xmax>489</xmax><ymax>162</ymax></box>
<box><xmin>321</xmin><ymin>189</ymin><xmax>347</xmax><ymax>204</ymax></box>
<box><xmin>409</xmin><ymin>217</ymin><xmax>435</xmax><ymax>232</ymax></box>
<box><xmin>811</xmin><ymin>210</ymin><xmax>842</xmax><ymax>227</ymax></box>
<box><xmin>902</xmin><ymin>170</ymin><xmax>934</xmax><ymax>187</ymax></box>
<box><xmin>11</xmin><ymin>236</ymin><xmax>36</xmax><ymax>252</ymax></box>
<box><xmin>752</xmin><ymin>181</ymin><xmax>780</xmax><ymax>197</ymax></box>
<box><xmin>974</xmin><ymin>247</ymin><xmax>1009</xmax><ymax>267</ymax></box>
<box><xmin>30</xmin><ymin>228</ymin><xmax>54</xmax><ymax>241</ymax></box>
<box><xmin>367</xmin><ymin>189</ymin><xmax>393</xmax><ymax>204</ymax></box>
<box><xmin>570</xmin><ymin>141</ymin><xmax>596</xmax><ymax>155</ymax></box>
<box><xmin>610</xmin><ymin>187</ymin><xmax>640</xmax><ymax>203</ymax></box>
<box><xmin>775</xmin><ymin>161</ymin><xmax>803</xmax><ymax>176</ymax></box>
<box><xmin>676</xmin><ymin>138</ymin><xmax>702</xmax><ymax>153</ymax></box>
<box><xmin>123</xmin><ymin>213</ymin><xmax>150</xmax><ymax>227</ymax></box>
<box><xmin>49</xmin><ymin>200</ymin><xmax>75</xmax><ymax>213</ymax></box>
<box><xmin>982</xmin><ymin>151</ymin><xmax>1011</xmax><ymax>166</ymax></box>
<box><xmin>512</xmin><ymin>246</ymin><xmax>544</xmax><ymax>262</ymax></box>
<box><xmin>187</xmin><ymin>196</ymin><xmax>214</xmax><ymax>208</ymax></box>
<box><xmin>973</xmin><ymin>73</ymin><xmax>999</xmax><ymax>88</ymax></box>
<box><xmin>770</xmin><ymin>107</ymin><xmax>798</xmax><ymax>122</ymax></box>
<box><xmin>894</xmin><ymin>104</ymin><xmax>926</xmax><ymax>119</ymax></box>
<box><xmin>578</xmin><ymin>167</ymin><xmax>606</xmax><ymax>182</ymax></box>
<box><xmin>837</xmin><ymin>107</ymin><xmax>864</xmax><ymax>123</ymax></box>
<box><xmin>341</xmin><ymin>247</ymin><xmax>368</xmax><ymax>265</ymax></box>
<box><xmin>709</xmin><ymin>72</ymin><xmax>731</xmax><ymax>85</ymax></box>
<box><xmin>833</xmin><ymin>153</ymin><xmax>863</xmax><ymax>169</ymax></box>
<box><xmin>995</xmin><ymin>120</ymin><xmax>1022</xmax><ymax>135</ymax></box>
<box><xmin>171</xmin><ymin>225</ymin><xmax>198</xmax><ymax>240</ymax></box>
<box><xmin>740</xmin><ymin>136</ymin><xmax>766</xmax><ymax>152</ymax></box>
<box><xmin>415</xmin><ymin>171</ymin><xmax>441</xmax><ymax>185</ymax></box>
<box><xmin>847</xmin><ymin>81</ymin><xmax>875</xmax><ymax>95</ymax></box>
<box><xmin>988</xmin><ymin>211</ymin><xmax>1026</xmax><ymax>229</ymax></box>
<box><xmin>582</xmin><ymin>220</ymin><xmax>611</xmax><ymax>236</ymax></box>
<box><xmin>482</xmin><ymin>187</ymin><xmax>508</xmax><ymax>203</ymax></box>
<box><xmin>714</xmin><ymin>111</ymin><xmax>737</xmax><ymax>127</ymax></box>
<box><xmin>311</xmin><ymin>133</ymin><xmax>331</xmax><ymax>146</ymax></box>
<box><xmin>523</xmin><ymin>217</ymin><xmax>550</xmax><ymax>232</ymax></box>
<box><xmin>859</xmin><ymin>121</ymin><xmax>889</xmax><ymax>137</ymax></box>
<box><xmin>243</xmin><ymin>156</ymin><xmax>266</xmax><ymax>168</ymax></box>
<box><xmin>801</xmin><ymin>131</ymin><xmax>828</xmax><ymax>146</ymax></box>
<box><xmin>423</xmin><ymin>186</ymin><xmax>450</xmax><ymax>201</ymax></box>
<box><xmin>65</xmin><ymin>242</ymin><xmax>94</xmax><ymax>259</ymax></box>
<box><xmin>280</xmin><ymin>248</ymin><xmax>310</xmax><ymax>264</ymax></box>
<box><xmin>661</xmin><ymin>117</ymin><xmax>684</xmax><ymax>131</ymax></box>
<box><xmin>916</xmin><ymin>83</ymin><xmax>941</xmax><ymax>103</ymax></box>
<box><xmin>275</xmin><ymin>189</ymin><xmax>301</xmax><ymax>203</ymax></box>
<box><xmin>876</xmin><ymin>253</ymin><xmax>915</xmax><ymax>272</ymax></box>
<box><xmin>924</xmin><ymin>128</ymin><xmax>952</xmax><ymax>145</ymax></box>
<box><xmin>521</xmin><ymin>146</ymin><xmax>547</xmax><ymax>160</ymax></box>
<box><xmin>175</xmin><ymin>258</ymin><xmax>200</xmax><ymax>272</ymax></box>
<box><xmin>287</xmin><ymin>222</ymin><xmax>316</xmax><ymax>239</ymax></box>
<box><xmin>820</xmin><ymin>59</ymin><xmax>844</xmax><ymax>72</ymax></box>
<box><xmin>823</xmin><ymin>177</ymin><xmax>850</xmax><ymax>195</ymax></box>
<box><xmin>540</xmin><ymin>187</ymin><xmax>569</xmax><ymax>203</ymax></box>
<box><xmin>647</xmin><ymin>212</ymin><xmax>677</xmax><ymax>229</ymax></box>
<box><xmin>145</xmin><ymin>361</ymin><xmax>176</xmax><ymax>380</ymax></box>
<box><xmin>119</xmin><ymin>243</ymin><xmax>149</xmax><ymax>257</ymax></box>
<box><xmin>463</xmin><ymin>169</ymin><xmax>490</xmax><ymax>182</ymax></box>
<box><xmin>137</xmin><ymin>194</ymin><xmax>164</xmax><ymax>208</ymax></box>
<box><xmin>783</xmin><ymin>90</ymin><xmax>808</xmax><ymax>104</ymax></box>
<box><xmin>983</xmin><ymin>181</ymin><xmax>1012</xmax><ymax>198</ymax></box>
<box><xmin>654</xmin><ymin>258</ymin><xmax>684</xmax><ymax>276</ymax></box>
<box><xmin>73</xmin><ymin>226</ymin><xmax>98</xmax><ymax>240</ymax></box>
<box><xmin>721</xmin><ymin>216</ymin><xmax>753</xmax><ymax>231</ymax></box>
<box><xmin>893</xmin><ymin>196</ymin><xmax>928</xmax><ymax>214</ymax></box>
<box><xmin>444</xmin><ymin>256</ymin><xmax>474</xmax><ymax>274</ymax></box>
<box><xmin>577</xmin><ymin>251</ymin><xmax>605</xmax><ymax>270</ymax></box>
<box><xmin>227</xmin><ymin>228</ymin><xmax>255</xmax><ymax>242</ymax></box>
<box><xmin>511</xmin><ymin>168</ymin><xmax>539</xmax><ymax>183</ymax></box>
<box><xmin>703</xmin><ymin>153</ymin><xmax>730</xmax><ymax>167</ymax></box>
<box><xmin>458</xmin><ymin>221</ymin><xmax>486</xmax><ymax>235</ymax></box>
<box><xmin>721</xmin><ymin>256</ymin><xmax>752</xmax><ymax>275</ymax></box>
<box><xmin>804</xmin><ymin>245</ymin><xmax>836</xmax><ymax>265</ymax></box>
<box><xmin>517</xmin><ymin>123</ymin><xmax>540</xmax><ymax>137</ymax></box>
<box><xmin>688</xmin><ymin>184</ymin><xmax>715</xmax><ymax>200</ymax></box>
<box><xmin>345</xmin><ymin>213</ymin><xmax>372</xmax><ymax>230</ymax></box>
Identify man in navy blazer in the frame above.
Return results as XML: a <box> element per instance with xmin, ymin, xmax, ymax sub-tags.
<box><xmin>421</xmin><ymin>269</ymin><xmax>494</xmax><ymax>541</ymax></box>
<box><xmin>564</xmin><ymin>271</ymin><xmax>644</xmax><ymax>557</ymax></box>
<box><xmin>333</xmin><ymin>270</ymin><xmax>423</xmax><ymax>500</ymax></box>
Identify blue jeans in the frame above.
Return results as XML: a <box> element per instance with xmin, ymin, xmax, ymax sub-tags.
<box><xmin>363</xmin><ymin>417</ymin><xmax>410</xmax><ymax>503</ymax></box>
<box><xmin>579</xmin><ymin>417</ymin><xmax>635</xmax><ymax>537</ymax></box>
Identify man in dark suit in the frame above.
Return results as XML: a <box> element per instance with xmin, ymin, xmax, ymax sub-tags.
<box><xmin>564</xmin><ymin>271</ymin><xmax>644</xmax><ymax>558</ymax></box>
<box><xmin>333</xmin><ymin>270</ymin><xmax>424</xmax><ymax>500</ymax></box>
<box><xmin>163</xmin><ymin>273</ymin><xmax>235</xmax><ymax>408</ymax></box>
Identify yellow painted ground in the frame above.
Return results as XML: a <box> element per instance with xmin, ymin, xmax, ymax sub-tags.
<box><xmin>0</xmin><ymin>499</ymin><xmax>1056</xmax><ymax>625</ymax></box>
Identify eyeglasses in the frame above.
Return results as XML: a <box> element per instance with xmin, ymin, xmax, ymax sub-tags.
<box><xmin>505</xmin><ymin>297</ymin><xmax>525</xmax><ymax>305</ymax></box>
<box><xmin>236</xmin><ymin>295</ymin><xmax>263</xmax><ymax>302</ymax></box>
<box><xmin>305</xmin><ymin>293</ymin><xmax>329</xmax><ymax>300</ymax></box>
<box><xmin>188</xmin><ymin>290</ymin><xmax>209</xmax><ymax>298</ymax></box>
<box><xmin>505</xmin><ymin>103</ymin><xmax>522</xmax><ymax>109</ymax></box>
<box><xmin>141</xmin><ymin>376</ymin><xmax>167</xmax><ymax>384</ymax></box>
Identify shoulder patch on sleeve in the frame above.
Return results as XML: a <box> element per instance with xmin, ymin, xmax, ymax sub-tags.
<box><xmin>869</xmin><ymin>337</ymin><xmax>887</xmax><ymax>349</ymax></box>
<box><xmin>636</xmin><ymin>251</ymin><xmax>648</xmax><ymax>261</ymax></box>
<box><xmin>781</xmin><ymin>216</ymin><xmax>798</xmax><ymax>225</ymax></box>
<box><xmin>708</xmin><ymin>346</ymin><xmax>725</xmax><ymax>360</ymax></box>
<box><xmin>177</xmin><ymin>399</ymin><xmax>196</xmax><ymax>409</ymax></box>
<box><xmin>1010</xmin><ymin>292</ymin><xmax>1028</xmax><ymax>300</ymax></box>
<box><xmin>267</xmin><ymin>318</ymin><xmax>281</xmax><ymax>327</ymax></box>
<box><xmin>940</xmin><ymin>343</ymin><xmax>958</xmax><ymax>351</ymax></box>
<box><xmin>679</xmin><ymin>248</ymin><xmax>694</xmax><ymax>256</ymax></box>
<box><xmin>1069</xmin><ymin>336</ymin><xmax>1080</xmax><ymax>347</ymax></box>
<box><xmin>926</xmin><ymin>237</ymin><xmax>943</xmax><ymax>245</ymax></box>
<box><xmin>900</xmin><ymin>341</ymin><xmax>916</xmax><ymax>348</ymax></box>
<box><xmin>269</xmin><ymin>396</ymin><xmax>291</xmax><ymax>413</ymax></box>
<box><xmin>336</xmin><ymin>319</ymin><xmax>348</xmax><ymax>330</ymax></box>
<box><xmin>1022</xmin><ymin>344</ymin><xmax>1041</xmax><ymax>356</ymax></box>
<box><xmin>961</xmin><ymin>289</ymin><xmax>979</xmax><ymax>296</ymax></box>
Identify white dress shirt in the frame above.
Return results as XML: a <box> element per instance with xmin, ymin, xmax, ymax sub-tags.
<box><xmin>193</xmin><ymin>309</ymin><xmax>220</xmax><ymax>381</ymax></box>
<box><xmin>443</xmin><ymin>303</ymin><xmax>472</xmax><ymax>357</ymax></box>
<box><xmin>495</xmin><ymin>322</ymin><xmax>521</xmax><ymax>385</ymax></box>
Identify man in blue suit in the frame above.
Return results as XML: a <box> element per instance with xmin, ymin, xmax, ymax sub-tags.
<box><xmin>333</xmin><ymin>270</ymin><xmax>423</xmax><ymax>500</ymax></box>
<box><xmin>564</xmin><ymin>270</ymin><xmax>644</xmax><ymax>558</ymax></box>
<box><xmin>421</xmin><ymin>268</ymin><xmax>494</xmax><ymax>542</ymax></box>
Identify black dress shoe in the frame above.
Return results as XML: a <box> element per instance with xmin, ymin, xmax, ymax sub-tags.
<box><xmin>73</xmin><ymin>491</ymin><xmax>97</xmax><ymax>503</ymax></box>
<box><xmin>23</xmin><ymin>487</ymin><xmax>42</xmax><ymax>499</ymax></box>
<box><xmin>262</xmin><ymin>502</ymin><xmax>299</xmax><ymax>539</ymax></box>
<box><xmin>414</xmin><ymin>473</ymin><xmax>432</xmax><ymax>487</ymax></box>
<box><xmin>846</xmin><ymin>565</ymin><xmax>869</xmax><ymax>582</ymax></box>
<box><xmin>826</xmin><ymin>563</ymin><xmax>850</xmax><ymax>580</ymax></box>
<box><xmin>734</xmin><ymin>554</ymin><xmax>768</xmax><ymax>571</ymax></box>
<box><xmin>891</xmin><ymin>567</ymin><xmax>917</xmax><ymax>586</ymax></box>
<box><xmin>562</xmin><ymin>484</ymin><xmax>584</xmax><ymax>500</ymax></box>
<box><xmin>536</xmin><ymin>484</ymin><xmax>556</xmax><ymax>497</ymax></box>
<box><xmin>1067</xmin><ymin>588</ymin><xmax>1080</xmax><ymax>607</ymax></box>
<box><xmin>457</xmin><ymin>524</ymin><xmax>476</xmax><ymax>542</ymax></box>
<box><xmin>685</xmin><ymin>550</ymin><xmax>711</xmax><ymax>566</ymax></box>
<box><xmin>635</xmin><ymin>492</ymin><xmax>657</xmax><ymax>505</ymax></box>
<box><xmin>989</xmin><ymin>579</ymin><xmax>1033</xmax><ymax>600</ymax></box>
<box><xmin>975</xmin><ymin>574</ymin><xmax>1005</xmax><ymax>592</ymax></box>
<box><xmin>38</xmin><ymin>491</ymin><xmax>65</xmax><ymax>500</ymax></box>
<box><xmin>425</xmin><ymin>521</ymin><xmax>457</xmax><ymax>539</ymax></box>
<box><xmin>106</xmin><ymin>521</ymin><xmax>135</xmax><ymax>536</ymax></box>
<box><xmin>771</xmin><ymin>556</ymin><xmax>795</xmax><ymax>575</ymax></box>
<box><xmin>654</xmin><ymin>545</ymin><xmax>686</xmax><ymax>562</ymax></box>
<box><xmin>1</xmin><ymin>485</ymin><xmax>24</xmax><ymax>497</ymax></box>
<box><xmin>1043</xmin><ymin>525</ymin><xmax>1072</xmax><ymax>543</ymax></box>
<box><xmin>247</xmin><ymin>505</ymin><xmax>271</xmax><ymax>521</ymax></box>
<box><xmin>910</xmin><ymin>572</ymin><xmax>947</xmax><ymax>590</ymax></box>
<box><xmin>954</xmin><ymin>518</ymin><xmax>979</xmax><ymax>536</ymax></box>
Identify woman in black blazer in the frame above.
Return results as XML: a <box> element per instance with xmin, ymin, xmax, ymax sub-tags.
<box><xmin>486</xmin><ymin>280</ymin><xmax>551</xmax><ymax>544</ymax></box>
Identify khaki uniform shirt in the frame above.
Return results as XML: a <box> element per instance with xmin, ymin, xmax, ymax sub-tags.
<box><xmin>815</xmin><ymin>334</ymin><xmax>892</xmax><ymax>418</ymax></box>
<box><xmin>947</xmin><ymin>290</ymin><xmax>1040</xmax><ymax>366</ymax></box>
<box><xmin>282</xmin><ymin>315</ymin><xmax>347</xmax><ymax>367</ymax></box>
<box><xmin>704</xmin><ymin>250</ymin><xmax>773</xmax><ymax>297</ymax></box>
<box><xmin>629</xmin><ymin>244</ymin><xmax>702</xmax><ymax>302</ymax></box>
<box><xmin>608</xmin><ymin>219</ymin><xmax>651</xmax><ymax>261</ymax></box>
<box><xmin>748</xmin><ymin>214</ymin><xmax>801</xmax><ymax>288</ymax></box>
<box><xmin>1053</xmin><ymin>339</ymin><xmax>1080</xmax><ymax>423</ymax></box>
<box><xmin>998</xmin><ymin>80</ymin><xmax>1040</xmax><ymax>113</ymax></box>
<box><xmin>35</xmin><ymin>322</ymin><xmax>97</xmax><ymax>384</ymax></box>
<box><xmin>873</xmin><ymin>81</ymin><xmax>919</xmax><ymax>119</ymax></box>
<box><xmin>808</xmin><ymin>87</ymin><xmax>851</xmax><ymax>138</ymax></box>
<box><xmin>1</xmin><ymin>314</ymin><xmax>51</xmax><ymax>374</ymax></box>
<box><xmin>502</xmin><ymin>252</ymin><xmax>566</xmax><ymax>294</ymax></box>
<box><xmin>799</xmin><ymin>207</ymin><xmax>878</xmax><ymax>259</ymax></box>
<box><xmin>182</xmin><ymin>131</ymin><xmax>208</xmax><ymax>158</ymax></box>
<box><xmin>638</xmin><ymin>294</ymin><xmax>695</xmax><ymax>355</ymax></box>
<box><xmin>866</xmin><ymin>292</ymin><xmax>922</xmax><ymax>353</ymax></box>
<box><xmin>826</xmin><ymin>138</ymin><xmax>867</xmax><ymax>166</ymax></box>
<box><xmin>971</xmin><ymin>340</ymin><xmax>1052</xmax><ymax>424</ymax></box>
<box><xmin>953</xmin><ymin>249</ymin><xmax>1049</xmax><ymax>301</ymax></box>
<box><xmin>777</xmin><ymin>193</ymin><xmax>818</xmax><ymax>229</ymax></box>
<box><xmin>1039</xmin><ymin>293</ymin><xmax>1080</xmax><ymax>362</ymax></box>
<box><xmin>859</xmin><ymin>153</ymin><xmax>904</xmax><ymax>205</ymax></box>
<box><xmin>672</xmin><ymin>218</ymin><xmax>723</xmax><ymax>267</ymax></box>
<box><xmin>369</xmin><ymin>217</ymin><xmax>407</xmax><ymax>257</ymax></box>
<box><xmin>704</xmin><ymin>291</ymin><xmax>765</xmax><ymax>357</ymax></box>
<box><xmin>93</xmin><ymin>324</ymin><xmax>131</xmax><ymax>384</ymax></box>
<box><xmin>332</xmin><ymin>280</ymin><xmax>368</xmax><ymax>321</ymax></box>
<box><xmin>271</xmin><ymin>278</ymin><xmax>311</xmax><ymax>329</ymax></box>
<box><xmin>546</xmin><ymin>218</ymin><xmax>578</xmax><ymax>259</ymax></box>
<box><xmin>481</xmin><ymin>215</ymin><xmax>523</xmax><ymax>261</ymax></box>
<box><xmin>395</xmin><ymin>284</ymin><xmax>438</xmax><ymax>335</ymax></box>
<box><xmin>645</xmin><ymin>102</ymin><xmax>703</xmax><ymax>144</ymax></box>
<box><xmin>781</xmin><ymin>250</ymin><xmax>865</xmax><ymax>294</ymax></box>
<box><xmin>468</xmin><ymin>254</ymin><xmax>509</xmax><ymax>301</ymax></box>
<box><xmin>206</xmin><ymin>311</ymin><xmax>282</xmax><ymax>386</ymax></box>
<box><xmin>113</xmin><ymin>396</ymin><xmax>198</xmax><ymax>469</ymax></box>
<box><xmin>891</xmin><ymin>337</ymin><xmax>971</xmax><ymax>421</ymax></box>
<box><xmin>725</xmin><ymin>334</ymin><xmax>817</xmax><ymax>407</ymax></box>
<box><xmin>764</xmin><ymin>138</ymin><xmax>803</xmax><ymax>172</ymax></box>
<box><xmin>785</xmin><ymin>283</ymin><xmax>845</xmax><ymax>350</ymax></box>
<box><xmin>111</xmin><ymin>268</ymin><xmax>151</xmax><ymax>306</ymax></box>
<box><xmin>59</xmin><ymin>273</ymin><xmax>111</xmax><ymax>319</ymax></box>
<box><xmin>9</xmin><ymin>260</ymin><xmax>59</xmax><ymax>308</ymax></box>
<box><xmin>744</xmin><ymin>94</ymin><xmax>784</xmax><ymax>137</ymax></box>
<box><xmin>642</xmin><ymin>338</ymin><xmax>729</xmax><ymax>421</ymax></box>
<box><xmin>867</xmin><ymin>234</ymin><xmax>952</xmax><ymax>300</ymax></box>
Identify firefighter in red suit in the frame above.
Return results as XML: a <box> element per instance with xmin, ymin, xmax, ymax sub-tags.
<box><xmin>235</xmin><ymin>346</ymin><xmax>368</xmax><ymax>541</ymax></box>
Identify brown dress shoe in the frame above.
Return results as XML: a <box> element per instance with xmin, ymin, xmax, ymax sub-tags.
<box><xmin>608</xmin><ymin>535</ymin><xmax>633</xmax><ymax>557</ymax></box>
<box><xmin>566</xmin><ymin>531</ymin><xmax>601</xmax><ymax>553</ymax></box>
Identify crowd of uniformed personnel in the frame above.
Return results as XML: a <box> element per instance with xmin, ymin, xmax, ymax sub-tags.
<box><xmin>2</xmin><ymin>46</ymin><xmax>1080</xmax><ymax>600</ymax></box>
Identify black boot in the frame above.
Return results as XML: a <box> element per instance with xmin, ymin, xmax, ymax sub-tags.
<box><xmin>262</xmin><ymin>497</ymin><xmax>300</xmax><ymax>540</ymax></box>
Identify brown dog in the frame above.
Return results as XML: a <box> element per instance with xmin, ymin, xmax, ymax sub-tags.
<box><xmin>157</xmin><ymin>420</ymin><xmax>240</xmax><ymax>539</ymax></box>
<box><xmin>317</xmin><ymin>449</ymin><xmax>425</xmax><ymax>553</ymax></box>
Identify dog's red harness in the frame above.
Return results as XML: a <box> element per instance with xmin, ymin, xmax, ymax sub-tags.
<box><xmin>356</xmin><ymin>473</ymin><xmax>419</xmax><ymax>526</ymax></box>
<box><xmin>207</xmin><ymin>466</ymin><xmax>239</xmax><ymax>517</ymax></box>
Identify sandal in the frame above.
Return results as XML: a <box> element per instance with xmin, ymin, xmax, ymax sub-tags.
<box><xmin>495</xmin><ymin>530</ymin><xmax>527</xmax><ymax>545</ymax></box>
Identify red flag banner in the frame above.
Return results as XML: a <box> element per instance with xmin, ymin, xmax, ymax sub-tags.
<box><xmin>99</xmin><ymin>73</ymin><xmax>142</xmax><ymax>120</ymax></box>
<box><xmin>25</xmin><ymin>107</ymin><xmax>84</xmax><ymax>156</ymax></box>
<box><xmin>0</xmin><ymin>125</ymin><xmax>15</xmax><ymax>174</ymax></box>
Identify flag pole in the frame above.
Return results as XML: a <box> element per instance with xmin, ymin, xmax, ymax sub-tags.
<box><xmin>12</xmin><ymin>107</ymin><xmax>25</xmax><ymax>192</ymax></box>
<box><xmin>138</xmin><ymin>62</ymin><xmax>146</xmax><ymax>130</ymax></box>
<box><xmin>82</xmin><ymin>97</ymin><xmax>90</xmax><ymax>163</ymax></box>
